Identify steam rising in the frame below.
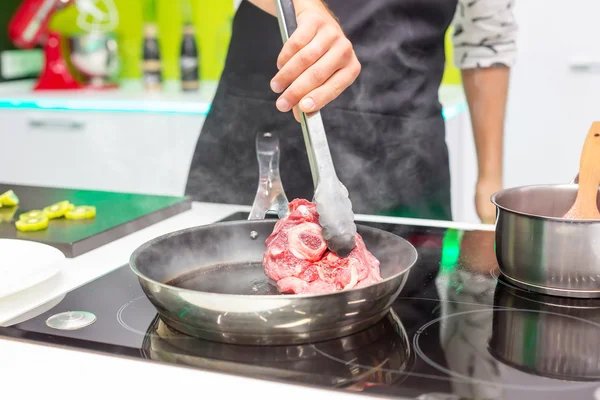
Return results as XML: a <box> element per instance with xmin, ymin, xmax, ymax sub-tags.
<box><xmin>183</xmin><ymin>0</ymin><xmax>453</xmax><ymax>220</ymax></box>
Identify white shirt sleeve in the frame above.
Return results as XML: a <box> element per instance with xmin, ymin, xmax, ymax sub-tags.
<box><xmin>451</xmin><ymin>0</ymin><xmax>518</xmax><ymax>69</ymax></box>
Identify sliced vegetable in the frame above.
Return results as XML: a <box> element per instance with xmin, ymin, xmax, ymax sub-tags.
<box><xmin>65</xmin><ymin>206</ymin><xmax>96</xmax><ymax>220</ymax></box>
<box><xmin>0</xmin><ymin>206</ymin><xmax>17</xmax><ymax>222</ymax></box>
<box><xmin>19</xmin><ymin>210</ymin><xmax>46</xmax><ymax>220</ymax></box>
<box><xmin>43</xmin><ymin>200</ymin><xmax>74</xmax><ymax>219</ymax></box>
<box><xmin>15</xmin><ymin>216</ymin><xmax>49</xmax><ymax>232</ymax></box>
<box><xmin>0</xmin><ymin>190</ymin><xmax>19</xmax><ymax>206</ymax></box>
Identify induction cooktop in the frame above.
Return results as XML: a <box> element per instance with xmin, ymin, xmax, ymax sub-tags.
<box><xmin>1</xmin><ymin>212</ymin><xmax>599</xmax><ymax>399</ymax></box>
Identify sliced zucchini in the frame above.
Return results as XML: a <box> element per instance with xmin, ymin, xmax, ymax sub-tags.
<box><xmin>65</xmin><ymin>206</ymin><xmax>96</xmax><ymax>220</ymax></box>
<box><xmin>43</xmin><ymin>200</ymin><xmax>74</xmax><ymax>219</ymax></box>
<box><xmin>19</xmin><ymin>210</ymin><xmax>46</xmax><ymax>220</ymax></box>
<box><xmin>0</xmin><ymin>206</ymin><xmax>17</xmax><ymax>222</ymax></box>
<box><xmin>15</xmin><ymin>216</ymin><xmax>49</xmax><ymax>232</ymax></box>
<box><xmin>0</xmin><ymin>190</ymin><xmax>19</xmax><ymax>206</ymax></box>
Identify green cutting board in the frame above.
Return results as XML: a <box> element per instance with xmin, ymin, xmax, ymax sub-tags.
<box><xmin>0</xmin><ymin>183</ymin><xmax>191</xmax><ymax>258</ymax></box>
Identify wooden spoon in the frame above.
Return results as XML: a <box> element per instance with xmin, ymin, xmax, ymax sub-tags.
<box><xmin>563</xmin><ymin>121</ymin><xmax>600</xmax><ymax>219</ymax></box>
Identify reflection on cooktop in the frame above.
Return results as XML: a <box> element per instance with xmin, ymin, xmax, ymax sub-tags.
<box><xmin>1</xmin><ymin>215</ymin><xmax>600</xmax><ymax>399</ymax></box>
<box><xmin>142</xmin><ymin>311</ymin><xmax>413</xmax><ymax>390</ymax></box>
<box><xmin>491</xmin><ymin>283</ymin><xmax>600</xmax><ymax>382</ymax></box>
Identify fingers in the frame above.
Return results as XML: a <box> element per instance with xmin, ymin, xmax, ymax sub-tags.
<box><xmin>276</xmin><ymin>40</ymin><xmax>360</xmax><ymax>113</ymax></box>
<box><xmin>297</xmin><ymin>59</ymin><xmax>360</xmax><ymax>113</ymax></box>
<box><xmin>271</xmin><ymin>25</ymin><xmax>337</xmax><ymax>95</ymax></box>
<box><xmin>276</xmin><ymin>14</ymin><xmax>319</xmax><ymax>70</ymax></box>
<box><xmin>292</xmin><ymin>107</ymin><xmax>300</xmax><ymax>122</ymax></box>
<box><xmin>271</xmin><ymin>7</ymin><xmax>362</xmax><ymax>117</ymax></box>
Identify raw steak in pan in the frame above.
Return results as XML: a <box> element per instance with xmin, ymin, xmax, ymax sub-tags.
<box><xmin>262</xmin><ymin>199</ymin><xmax>382</xmax><ymax>294</ymax></box>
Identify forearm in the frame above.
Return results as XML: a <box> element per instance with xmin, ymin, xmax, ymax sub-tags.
<box><xmin>462</xmin><ymin>65</ymin><xmax>510</xmax><ymax>184</ymax></box>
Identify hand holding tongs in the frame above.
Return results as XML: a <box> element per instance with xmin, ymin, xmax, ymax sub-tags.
<box><xmin>274</xmin><ymin>0</ymin><xmax>357</xmax><ymax>257</ymax></box>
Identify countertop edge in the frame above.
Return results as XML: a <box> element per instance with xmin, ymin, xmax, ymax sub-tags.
<box><xmin>0</xmin><ymin>80</ymin><xmax>467</xmax><ymax>119</ymax></box>
<box><xmin>0</xmin><ymin>335</ymin><xmax>374</xmax><ymax>400</ymax></box>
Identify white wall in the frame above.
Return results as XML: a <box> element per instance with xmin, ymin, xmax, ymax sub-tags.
<box><xmin>446</xmin><ymin>109</ymin><xmax>480</xmax><ymax>224</ymax></box>
<box><xmin>504</xmin><ymin>0</ymin><xmax>600</xmax><ymax>188</ymax></box>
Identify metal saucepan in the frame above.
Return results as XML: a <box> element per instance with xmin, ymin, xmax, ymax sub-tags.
<box><xmin>492</xmin><ymin>121</ymin><xmax>600</xmax><ymax>298</ymax></box>
<box><xmin>491</xmin><ymin>182</ymin><xmax>600</xmax><ymax>298</ymax></box>
<box><xmin>129</xmin><ymin>219</ymin><xmax>417</xmax><ymax>345</ymax></box>
<box><xmin>489</xmin><ymin>281</ymin><xmax>600</xmax><ymax>381</ymax></box>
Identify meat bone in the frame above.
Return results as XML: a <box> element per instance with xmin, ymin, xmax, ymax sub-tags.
<box><xmin>274</xmin><ymin>0</ymin><xmax>357</xmax><ymax>257</ymax></box>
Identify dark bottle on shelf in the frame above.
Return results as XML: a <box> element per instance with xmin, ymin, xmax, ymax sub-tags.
<box><xmin>142</xmin><ymin>24</ymin><xmax>162</xmax><ymax>91</ymax></box>
<box><xmin>180</xmin><ymin>24</ymin><xmax>199</xmax><ymax>92</ymax></box>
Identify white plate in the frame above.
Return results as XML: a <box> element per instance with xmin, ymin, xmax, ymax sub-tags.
<box><xmin>0</xmin><ymin>239</ymin><xmax>64</xmax><ymax>299</ymax></box>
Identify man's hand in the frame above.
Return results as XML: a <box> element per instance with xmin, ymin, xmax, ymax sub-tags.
<box><xmin>475</xmin><ymin>178</ymin><xmax>502</xmax><ymax>224</ymax></box>
<box><xmin>261</xmin><ymin>0</ymin><xmax>361</xmax><ymax>120</ymax></box>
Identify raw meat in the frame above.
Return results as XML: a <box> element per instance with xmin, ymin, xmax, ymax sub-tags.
<box><xmin>262</xmin><ymin>199</ymin><xmax>382</xmax><ymax>294</ymax></box>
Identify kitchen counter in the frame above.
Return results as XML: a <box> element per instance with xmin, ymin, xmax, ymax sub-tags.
<box><xmin>0</xmin><ymin>200</ymin><xmax>490</xmax><ymax>399</ymax></box>
<box><xmin>0</xmin><ymin>79</ymin><xmax>466</xmax><ymax>118</ymax></box>
<box><xmin>0</xmin><ymin>336</ymin><xmax>373</xmax><ymax>399</ymax></box>
<box><xmin>0</xmin><ymin>79</ymin><xmax>217</xmax><ymax>115</ymax></box>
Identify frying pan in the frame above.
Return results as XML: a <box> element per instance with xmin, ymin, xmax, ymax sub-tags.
<box><xmin>129</xmin><ymin>219</ymin><xmax>417</xmax><ymax>345</ymax></box>
<box><xmin>129</xmin><ymin>129</ymin><xmax>417</xmax><ymax>345</ymax></box>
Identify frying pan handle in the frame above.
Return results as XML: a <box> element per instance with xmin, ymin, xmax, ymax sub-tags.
<box><xmin>248</xmin><ymin>132</ymin><xmax>290</xmax><ymax>220</ymax></box>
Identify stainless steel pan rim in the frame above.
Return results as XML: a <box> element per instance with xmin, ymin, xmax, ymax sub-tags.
<box><xmin>500</xmin><ymin>272</ymin><xmax>600</xmax><ymax>299</ymax></box>
<box><xmin>129</xmin><ymin>219</ymin><xmax>419</xmax><ymax>300</ymax></box>
<box><xmin>491</xmin><ymin>183</ymin><xmax>600</xmax><ymax>223</ymax></box>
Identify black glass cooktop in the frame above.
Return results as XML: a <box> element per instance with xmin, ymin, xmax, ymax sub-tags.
<box><xmin>1</xmin><ymin>212</ymin><xmax>600</xmax><ymax>399</ymax></box>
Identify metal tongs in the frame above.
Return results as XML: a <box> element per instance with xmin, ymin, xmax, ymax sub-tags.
<box><xmin>274</xmin><ymin>0</ymin><xmax>357</xmax><ymax>257</ymax></box>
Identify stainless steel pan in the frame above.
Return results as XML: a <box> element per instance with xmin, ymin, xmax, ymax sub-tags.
<box><xmin>492</xmin><ymin>181</ymin><xmax>600</xmax><ymax>298</ymax></box>
<box><xmin>129</xmin><ymin>132</ymin><xmax>417</xmax><ymax>345</ymax></box>
<box><xmin>491</xmin><ymin>121</ymin><xmax>600</xmax><ymax>298</ymax></box>
<box><xmin>129</xmin><ymin>219</ymin><xmax>417</xmax><ymax>345</ymax></box>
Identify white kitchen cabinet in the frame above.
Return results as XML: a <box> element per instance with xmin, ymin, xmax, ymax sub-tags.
<box><xmin>0</xmin><ymin>110</ymin><xmax>205</xmax><ymax>196</ymax></box>
<box><xmin>504</xmin><ymin>0</ymin><xmax>600</xmax><ymax>188</ymax></box>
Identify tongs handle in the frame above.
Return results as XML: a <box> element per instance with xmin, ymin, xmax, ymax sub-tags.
<box><xmin>274</xmin><ymin>0</ymin><xmax>356</xmax><ymax>256</ymax></box>
<box><xmin>274</xmin><ymin>0</ymin><xmax>321</xmax><ymax>188</ymax></box>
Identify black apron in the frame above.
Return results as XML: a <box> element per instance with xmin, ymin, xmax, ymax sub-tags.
<box><xmin>185</xmin><ymin>0</ymin><xmax>458</xmax><ymax>220</ymax></box>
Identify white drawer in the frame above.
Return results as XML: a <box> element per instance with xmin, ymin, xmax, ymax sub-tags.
<box><xmin>0</xmin><ymin>110</ymin><xmax>204</xmax><ymax>196</ymax></box>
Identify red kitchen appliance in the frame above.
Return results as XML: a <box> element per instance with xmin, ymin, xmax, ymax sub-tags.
<box><xmin>9</xmin><ymin>0</ymin><xmax>92</xmax><ymax>90</ymax></box>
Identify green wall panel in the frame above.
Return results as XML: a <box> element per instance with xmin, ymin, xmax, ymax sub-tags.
<box><xmin>49</xmin><ymin>0</ymin><xmax>233</xmax><ymax>81</ymax></box>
